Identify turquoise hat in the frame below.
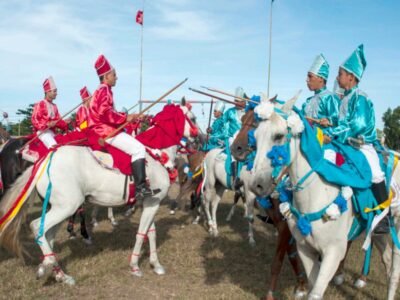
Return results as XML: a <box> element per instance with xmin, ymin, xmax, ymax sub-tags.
<box><xmin>308</xmin><ymin>54</ymin><xmax>329</xmax><ymax>80</ymax></box>
<box><xmin>340</xmin><ymin>44</ymin><xmax>367</xmax><ymax>80</ymax></box>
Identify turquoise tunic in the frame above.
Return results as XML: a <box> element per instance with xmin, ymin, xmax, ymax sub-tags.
<box><xmin>330</xmin><ymin>86</ymin><xmax>377</xmax><ymax>144</ymax></box>
<box><xmin>206</xmin><ymin>116</ymin><xmax>227</xmax><ymax>150</ymax></box>
<box><xmin>222</xmin><ymin>107</ymin><xmax>243</xmax><ymax>138</ymax></box>
<box><xmin>301</xmin><ymin>87</ymin><xmax>340</xmax><ymax>126</ymax></box>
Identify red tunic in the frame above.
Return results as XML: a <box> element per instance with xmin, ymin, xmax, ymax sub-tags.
<box><xmin>88</xmin><ymin>83</ymin><xmax>127</xmax><ymax>137</ymax></box>
<box><xmin>31</xmin><ymin>99</ymin><xmax>68</xmax><ymax>132</ymax></box>
<box><xmin>76</xmin><ymin>106</ymin><xmax>89</xmax><ymax>130</ymax></box>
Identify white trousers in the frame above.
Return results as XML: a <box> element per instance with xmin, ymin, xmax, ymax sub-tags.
<box><xmin>38</xmin><ymin>129</ymin><xmax>57</xmax><ymax>149</ymax></box>
<box><xmin>360</xmin><ymin>144</ymin><xmax>385</xmax><ymax>184</ymax></box>
<box><xmin>106</xmin><ymin>132</ymin><xmax>145</xmax><ymax>161</ymax></box>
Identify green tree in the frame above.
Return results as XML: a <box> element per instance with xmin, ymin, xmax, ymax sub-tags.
<box><xmin>382</xmin><ymin>107</ymin><xmax>400</xmax><ymax>150</ymax></box>
<box><xmin>10</xmin><ymin>103</ymin><xmax>35</xmax><ymax>136</ymax></box>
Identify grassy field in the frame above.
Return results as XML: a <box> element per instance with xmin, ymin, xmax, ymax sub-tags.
<box><xmin>0</xmin><ymin>185</ymin><xmax>396</xmax><ymax>300</ymax></box>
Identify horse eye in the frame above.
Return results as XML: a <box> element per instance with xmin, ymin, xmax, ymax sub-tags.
<box><xmin>274</xmin><ymin>133</ymin><xmax>284</xmax><ymax>141</ymax></box>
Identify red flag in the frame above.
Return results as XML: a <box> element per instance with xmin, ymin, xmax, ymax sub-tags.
<box><xmin>136</xmin><ymin>10</ymin><xmax>143</xmax><ymax>25</ymax></box>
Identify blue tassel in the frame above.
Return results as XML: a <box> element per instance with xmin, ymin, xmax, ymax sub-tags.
<box><xmin>334</xmin><ymin>194</ymin><xmax>348</xmax><ymax>213</ymax></box>
<box><xmin>256</xmin><ymin>196</ymin><xmax>272</xmax><ymax>209</ymax></box>
<box><xmin>248</xmin><ymin>129</ymin><xmax>257</xmax><ymax>148</ymax></box>
<box><xmin>297</xmin><ymin>216</ymin><xmax>312</xmax><ymax>236</ymax></box>
<box><xmin>187</xmin><ymin>171</ymin><xmax>193</xmax><ymax>179</ymax></box>
<box><xmin>245</xmin><ymin>95</ymin><xmax>261</xmax><ymax>112</ymax></box>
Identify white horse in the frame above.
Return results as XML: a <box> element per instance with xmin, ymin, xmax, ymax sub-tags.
<box><xmin>0</xmin><ymin>107</ymin><xmax>197</xmax><ymax>285</ymax></box>
<box><xmin>202</xmin><ymin>148</ymin><xmax>258</xmax><ymax>245</ymax></box>
<box><xmin>249</xmin><ymin>95</ymin><xmax>400</xmax><ymax>299</ymax></box>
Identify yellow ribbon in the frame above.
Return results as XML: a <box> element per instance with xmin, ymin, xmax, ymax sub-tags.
<box><xmin>192</xmin><ymin>166</ymin><xmax>203</xmax><ymax>180</ymax></box>
<box><xmin>316</xmin><ymin>127</ymin><xmax>324</xmax><ymax>147</ymax></box>
<box><xmin>364</xmin><ymin>156</ymin><xmax>398</xmax><ymax>213</ymax></box>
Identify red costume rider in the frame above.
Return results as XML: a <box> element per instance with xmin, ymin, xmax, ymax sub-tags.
<box><xmin>88</xmin><ymin>54</ymin><xmax>156</xmax><ymax>200</ymax></box>
<box><xmin>75</xmin><ymin>86</ymin><xmax>91</xmax><ymax>131</ymax></box>
<box><xmin>31</xmin><ymin>76</ymin><xmax>68</xmax><ymax>149</ymax></box>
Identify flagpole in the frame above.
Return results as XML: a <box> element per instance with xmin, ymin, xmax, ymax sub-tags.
<box><xmin>139</xmin><ymin>0</ymin><xmax>145</xmax><ymax>111</ymax></box>
<box><xmin>267</xmin><ymin>0</ymin><xmax>274</xmax><ymax>99</ymax></box>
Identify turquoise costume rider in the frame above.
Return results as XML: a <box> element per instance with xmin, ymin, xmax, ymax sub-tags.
<box><xmin>301</xmin><ymin>54</ymin><xmax>340</xmax><ymax>130</ymax></box>
<box><xmin>205</xmin><ymin>101</ymin><xmax>226</xmax><ymax>150</ymax></box>
<box><xmin>223</xmin><ymin>87</ymin><xmax>246</xmax><ymax>189</ymax></box>
<box><xmin>329</xmin><ymin>44</ymin><xmax>389</xmax><ymax>234</ymax></box>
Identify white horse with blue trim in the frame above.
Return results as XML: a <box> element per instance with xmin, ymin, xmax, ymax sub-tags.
<box><xmin>201</xmin><ymin>147</ymin><xmax>257</xmax><ymax>245</ymax></box>
<box><xmin>249</xmin><ymin>94</ymin><xmax>400</xmax><ymax>299</ymax></box>
<box><xmin>0</xmin><ymin>104</ymin><xmax>198</xmax><ymax>285</ymax></box>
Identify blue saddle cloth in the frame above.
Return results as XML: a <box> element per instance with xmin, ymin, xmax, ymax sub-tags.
<box><xmin>297</xmin><ymin>109</ymin><xmax>377</xmax><ymax>223</ymax></box>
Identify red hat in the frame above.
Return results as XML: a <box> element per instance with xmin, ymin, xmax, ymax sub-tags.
<box><xmin>95</xmin><ymin>54</ymin><xmax>113</xmax><ymax>77</ymax></box>
<box><xmin>43</xmin><ymin>76</ymin><xmax>56</xmax><ymax>92</ymax></box>
<box><xmin>80</xmin><ymin>86</ymin><xmax>91</xmax><ymax>101</ymax></box>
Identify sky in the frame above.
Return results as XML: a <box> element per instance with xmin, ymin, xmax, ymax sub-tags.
<box><xmin>0</xmin><ymin>0</ymin><xmax>399</xmax><ymax>130</ymax></box>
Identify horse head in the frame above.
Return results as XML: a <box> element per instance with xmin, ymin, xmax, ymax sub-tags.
<box><xmin>179</xmin><ymin>97</ymin><xmax>199</xmax><ymax>142</ymax></box>
<box><xmin>231</xmin><ymin>94</ymin><xmax>278</xmax><ymax>161</ymax></box>
<box><xmin>251</xmin><ymin>91</ymin><xmax>302</xmax><ymax>197</ymax></box>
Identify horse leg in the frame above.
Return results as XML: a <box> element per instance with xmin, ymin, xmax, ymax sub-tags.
<box><xmin>91</xmin><ymin>205</ymin><xmax>99</xmax><ymax>227</ymax></box>
<box><xmin>125</xmin><ymin>204</ymin><xmax>136</xmax><ymax>217</ymax></box>
<box><xmin>147</xmin><ymin>222</ymin><xmax>165</xmax><ymax>275</ymax></box>
<box><xmin>263</xmin><ymin>220</ymin><xmax>291</xmax><ymax>300</ymax></box>
<box><xmin>333</xmin><ymin>241</ymin><xmax>352</xmax><ymax>286</ymax></box>
<box><xmin>77</xmin><ymin>206</ymin><xmax>92</xmax><ymax>244</ymax></box>
<box><xmin>170</xmin><ymin>199</ymin><xmax>178</xmax><ymax>215</ymax></box>
<box><xmin>67</xmin><ymin>212</ymin><xmax>77</xmax><ymax>239</ymax></box>
<box><xmin>130</xmin><ymin>198</ymin><xmax>161</xmax><ymax>277</ymax></box>
<box><xmin>108</xmin><ymin>207</ymin><xmax>118</xmax><ymax>226</ymax></box>
<box><xmin>245</xmin><ymin>195</ymin><xmax>256</xmax><ymax>246</ymax></box>
<box><xmin>30</xmin><ymin>206</ymin><xmax>77</xmax><ymax>285</ymax></box>
<box><xmin>203</xmin><ymin>187</ymin><xmax>215</xmax><ymax>233</ymax></box>
<box><xmin>286</xmin><ymin>232</ymin><xmax>308</xmax><ymax>298</ymax></box>
<box><xmin>209</xmin><ymin>185</ymin><xmax>224</xmax><ymax>237</ymax></box>
<box><xmin>226</xmin><ymin>190</ymin><xmax>240</xmax><ymax>222</ymax></box>
<box><xmin>296</xmin><ymin>243</ymin><xmax>320</xmax><ymax>290</ymax></box>
<box><xmin>308</xmin><ymin>245</ymin><xmax>347</xmax><ymax>299</ymax></box>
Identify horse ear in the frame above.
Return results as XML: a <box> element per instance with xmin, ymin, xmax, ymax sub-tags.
<box><xmin>281</xmin><ymin>90</ymin><xmax>302</xmax><ymax>113</ymax></box>
<box><xmin>260</xmin><ymin>93</ymin><xmax>278</xmax><ymax>103</ymax></box>
<box><xmin>269</xmin><ymin>94</ymin><xmax>278</xmax><ymax>103</ymax></box>
<box><xmin>181</xmin><ymin>96</ymin><xmax>186</xmax><ymax>106</ymax></box>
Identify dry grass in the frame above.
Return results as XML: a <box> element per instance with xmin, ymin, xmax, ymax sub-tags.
<box><xmin>0</xmin><ymin>185</ymin><xmax>396</xmax><ymax>299</ymax></box>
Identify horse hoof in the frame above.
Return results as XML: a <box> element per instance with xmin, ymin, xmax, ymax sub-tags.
<box><xmin>249</xmin><ymin>239</ymin><xmax>256</xmax><ymax>248</ymax></box>
<box><xmin>69</xmin><ymin>235</ymin><xmax>77</xmax><ymax>240</ymax></box>
<box><xmin>307</xmin><ymin>294</ymin><xmax>322</xmax><ymax>300</ymax></box>
<box><xmin>92</xmin><ymin>221</ymin><xmax>99</xmax><ymax>228</ymax></box>
<box><xmin>211</xmin><ymin>230</ymin><xmax>219</xmax><ymax>237</ymax></box>
<box><xmin>36</xmin><ymin>264</ymin><xmax>47</xmax><ymax>279</ymax></box>
<box><xmin>62</xmin><ymin>274</ymin><xmax>76</xmax><ymax>286</ymax></box>
<box><xmin>192</xmin><ymin>220</ymin><xmax>199</xmax><ymax>225</ymax></box>
<box><xmin>111</xmin><ymin>220</ymin><xmax>119</xmax><ymax>227</ymax></box>
<box><xmin>354</xmin><ymin>278</ymin><xmax>367</xmax><ymax>289</ymax></box>
<box><xmin>83</xmin><ymin>237</ymin><xmax>93</xmax><ymax>245</ymax></box>
<box><xmin>333</xmin><ymin>273</ymin><xmax>344</xmax><ymax>286</ymax></box>
<box><xmin>170</xmin><ymin>210</ymin><xmax>176</xmax><ymax>215</ymax></box>
<box><xmin>130</xmin><ymin>267</ymin><xmax>143</xmax><ymax>277</ymax></box>
<box><xmin>294</xmin><ymin>290</ymin><xmax>307</xmax><ymax>299</ymax></box>
<box><xmin>151</xmin><ymin>263</ymin><xmax>166</xmax><ymax>275</ymax></box>
<box><xmin>125</xmin><ymin>209</ymin><xmax>134</xmax><ymax>217</ymax></box>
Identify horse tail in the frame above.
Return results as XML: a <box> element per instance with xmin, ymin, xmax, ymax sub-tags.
<box><xmin>0</xmin><ymin>165</ymin><xmax>36</xmax><ymax>259</ymax></box>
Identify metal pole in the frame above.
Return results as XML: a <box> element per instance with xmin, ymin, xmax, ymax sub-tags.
<box><xmin>267</xmin><ymin>0</ymin><xmax>274</xmax><ymax>99</ymax></box>
<box><xmin>139</xmin><ymin>0</ymin><xmax>145</xmax><ymax>112</ymax></box>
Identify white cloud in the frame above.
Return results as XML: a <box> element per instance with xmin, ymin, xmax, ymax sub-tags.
<box><xmin>147</xmin><ymin>5</ymin><xmax>220</xmax><ymax>42</ymax></box>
